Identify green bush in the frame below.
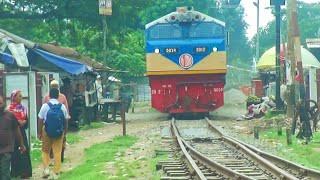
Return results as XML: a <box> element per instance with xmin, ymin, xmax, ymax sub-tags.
<box><xmin>246</xmin><ymin>95</ymin><xmax>261</xmax><ymax>103</ymax></box>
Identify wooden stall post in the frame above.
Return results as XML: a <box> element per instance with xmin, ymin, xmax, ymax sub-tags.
<box><xmin>286</xmin><ymin>128</ymin><xmax>292</xmax><ymax>145</ymax></box>
<box><xmin>254</xmin><ymin>126</ymin><xmax>259</xmax><ymax>139</ymax></box>
<box><xmin>121</xmin><ymin>100</ymin><xmax>126</xmax><ymax>136</ymax></box>
<box><xmin>277</xmin><ymin>125</ymin><xmax>282</xmax><ymax>136</ymax></box>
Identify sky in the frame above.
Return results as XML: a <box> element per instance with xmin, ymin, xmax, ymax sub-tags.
<box><xmin>242</xmin><ymin>0</ymin><xmax>320</xmax><ymax>39</ymax></box>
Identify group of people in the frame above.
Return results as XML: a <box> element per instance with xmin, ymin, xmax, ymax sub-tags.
<box><xmin>0</xmin><ymin>79</ymin><xmax>70</xmax><ymax>180</ymax></box>
<box><xmin>237</xmin><ymin>96</ymin><xmax>276</xmax><ymax>121</ymax></box>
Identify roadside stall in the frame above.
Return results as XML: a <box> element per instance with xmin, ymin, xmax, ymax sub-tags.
<box><xmin>0</xmin><ymin>29</ymin><xmax>108</xmax><ymax>133</ymax></box>
<box><xmin>257</xmin><ymin>45</ymin><xmax>320</xmax><ymax>102</ymax></box>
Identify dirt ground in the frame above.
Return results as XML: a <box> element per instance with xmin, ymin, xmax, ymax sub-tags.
<box><xmin>32</xmin><ymin>89</ymin><xmax>250</xmax><ymax>179</ymax></box>
<box><xmin>32</xmin><ymin>110</ymin><xmax>170</xmax><ymax>179</ymax></box>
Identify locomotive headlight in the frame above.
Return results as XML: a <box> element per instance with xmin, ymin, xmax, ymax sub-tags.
<box><xmin>155</xmin><ymin>48</ymin><xmax>160</xmax><ymax>53</ymax></box>
<box><xmin>213</xmin><ymin>47</ymin><xmax>218</xmax><ymax>52</ymax></box>
<box><xmin>185</xmin><ymin>13</ymin><xmax>193</xmax><ymax>21</ymax></box>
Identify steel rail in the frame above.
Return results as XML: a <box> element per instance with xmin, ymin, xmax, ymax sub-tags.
<box><xmin>205</xmin><ymin>117</ymin><xmax>320</xmax><ymax>179</ymax></box>
<box><xmin>205</xmin><ymin>117</ymin><xmax>299</xmax><ymax>180</ymax></box>
<box><xmin>237</xmin><ymin>139</ymin><xmax>320</xmax><ymax>180</ymax></box>
<box><xmin>172</xmin><ymin>118</ymin><xmax>253</xmax><ymax>179</ymax></box>
<box><xmin>171</xmin><ymin>117</ymin><xmax>207</xmax><ymax>180</ymax></box>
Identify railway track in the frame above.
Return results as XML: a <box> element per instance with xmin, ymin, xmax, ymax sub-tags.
<box><xmin>205</xmin><ymin>117</ymin><xmax>320</xmax><ymax>180</ymax></box>
<box><xmin>156</xmin><ymin>117</ymin><xmax>320</xmax><ymax>179</ymax></box>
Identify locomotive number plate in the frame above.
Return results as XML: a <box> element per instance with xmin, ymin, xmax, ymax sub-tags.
<box><xmin>193</xmin><ymin>47</ymin><xmax>207</xmax><ymax>53</ymax></box>
<box><xmin>164</xmin><ymin>48</ymin><xmax>179</xmax><ymax>53</ymax></box>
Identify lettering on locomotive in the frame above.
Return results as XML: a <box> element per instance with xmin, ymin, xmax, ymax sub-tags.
<box><xmin>213</xmin><ymin>87</ymin><xmax>224</xmax><ymax>93</ymax></box>
<box><xmin>193</xmin><ymin>47</ymin><xmax>207</xmax><ymax>53</ymax></box>
<box><xmin>164</xmin><ymin>47</ymin><xmax>179</xmax><ymax>53</ymax></box>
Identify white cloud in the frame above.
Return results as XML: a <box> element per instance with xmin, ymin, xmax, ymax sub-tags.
<box><xmin>243</xmin><ymin>0</ymin><xmax>320</xmax><ymax>39</ymax></box>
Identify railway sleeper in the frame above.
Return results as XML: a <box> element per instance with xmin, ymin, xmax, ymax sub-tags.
<box><xmin>202</xmin><ymin>172</ymin><xmax>217</xmax><ymax>176</ymax></box>
<box><xmin>236</xmin><ymin>169</ymin><xmax>263</xmax><ymax>173</ymax></box>
<box><xmin>158</xmin><ymin>160</ymin><xmax>181</xmax><ymax>164</ymax></box>
<box><xmin>243</xmin><ymin>172</ymin><xmax>264</xmax><ymax>176</ymax></box>
<box><xmin>230</xmin><ymin>166</ymin><xmax>255</xmax><ymax>170</ymax></box>
<box><xmin>157</xmin><ymin>164</ymin><xmax>184</xmax><ymax>171</ymax></box>
<box><xmin>160</xmin><ymin>176</ymin><xmax>191</xmax><ymax>180</ymax></box>
<box><xmin>157</xmin><ymin>161</ymin><xmax>183</xmax><ymax>170</ymax></box>
<box><xmin>216</xmin><ymin>159</ymin><xmax>243</xmax><ymax>162</ymax></box>
<box><xmin>167</xmin><ymin>172</ymin><xmax>189</xmax><ymax>176</ymax></box>
<box><xmin>219</xmin><ymin>162</ymin><xmax>245</xmax><ymax>165</ymax></box>
<box><xmin>206</xmin><ymin>176</ymin><xmax>225</xmax><ymax>180</ymax></box>
<box><xmin>163</xmin><ymin>166</ymin><xmax>186</xmax><ymax>171</ymax></box>
<box><xmin>247</xmin><ymin>176</ymin><xmax>269</xmax><ymax>180</ymax></box>
<box><xmin>225</xmin><ymin>164</ymin><xmax>244</xmax><ymax>168</ymax></box>
<box><xmin>162</xmin><ymin>164</ymin><xmax>184</xmax><ymax>167</ymax></box>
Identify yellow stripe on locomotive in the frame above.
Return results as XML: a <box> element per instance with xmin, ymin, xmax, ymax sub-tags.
<box><xmin>146</xmin><ymin>51</ymin><xmax>226</xmax><ymax>75</ymax></box>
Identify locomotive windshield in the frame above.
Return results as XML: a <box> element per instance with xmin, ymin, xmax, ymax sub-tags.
<box><xmin>148</xmin><ymin>22</ymin><xmax>225</xmax><ymax>39</ymax></box>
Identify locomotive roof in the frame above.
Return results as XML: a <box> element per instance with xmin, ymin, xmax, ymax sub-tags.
<box><xmin>145</xmin><ymin>11</ymin><xmax>225</xmax><ymax>29</ymax></box>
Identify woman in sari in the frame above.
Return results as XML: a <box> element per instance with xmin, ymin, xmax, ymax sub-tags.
<box><xmin>7</xmin><ymin>90</ymin><xmax>32</xmax><ymax>179</ymax></box>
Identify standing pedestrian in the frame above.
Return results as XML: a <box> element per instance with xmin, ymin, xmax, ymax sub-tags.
<box><xmin>38</xmin><ymin>88</ymin><xmax>68</xmax><ymax>179</ymax></box>
<box><xmin>0</xmin><ymin>95</ymin><xmax>26</xmax><ymax>180</ymax></box>
<box><xmin>44</xmin><ymin>80</ymin><xmax>70</xmax><ymax>162</ymax></box>
<box><xmin>7</xmin><ymin>90</ymin><xmax>32</xmax><ymax>179</ymax></box>
<box><xmin>60</xmin><ymin>77</ymin><xmax>74</xmax><ymax>108</ymax></box>
<box><xmin>95</xmin><ymin>75</ymin><xmax>103</xmax><ymax>100</ymax></box>
<box><xmin>44</xmin><ymin>80</ymin><xmax>70</xmax><ymax>114</ymax></box>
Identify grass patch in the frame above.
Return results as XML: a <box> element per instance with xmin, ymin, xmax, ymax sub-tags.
<box><xmin>59</xmin><ymin>136</ymin><xmax>137</xmax><ymax>180</ymax></box>
<box><xmin>260</xmin><ymin>128</ymin><xmax>320</xmax><ymax>170</ymax></box>
<box><xmin>66</xmin><ymin>133</ymin><xmax>82</xmax><ymax>144</ymax></box>
<box><xmin>30</xmin><ymin>138</ymin><xmax>42</xmax><ymax>168</ymax></box>
<box><xmin>148</xmin><ymin>150</ymin><xmax>170</xmax><ymax>179</ymax></box>
<box><xmin>80</xmin><ymin>121</ymin><xmax>105</xmax><ymax>131</ymax></box>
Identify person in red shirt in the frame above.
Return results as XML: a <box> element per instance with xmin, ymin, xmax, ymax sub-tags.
<box><xmin>7</xmin><ymin>90</ymin><xmax>32</xmax><ymax>179</ymax></box>
<box><xmin>43</xmin><ymin>80</ymin><xmax>70</xmax><ymax>117</ymax></box>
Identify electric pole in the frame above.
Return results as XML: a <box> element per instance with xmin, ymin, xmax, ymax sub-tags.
<box><xmin>273</xmin><ymin>0</ymin><xmax>284</xmax><ymax>110</ymax></box>
<box><xmin>253</xmin><ymin>0</ymin><xmax>260</xmax><ymax>64</ymax></box>
<box><xmin>291</xmin><ymin>0</ymin><xmax>312</xmax><ymax>140</ymax></box>
<box><xmin>286</xmin><ymin>0</ymin><xmax>296</xmax><ymax>119</ymax></box>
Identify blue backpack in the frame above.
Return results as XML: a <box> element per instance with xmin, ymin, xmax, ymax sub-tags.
<box><xmin>45</xmin><ymin>102</ymin><xmax>65</xmax><ymax>138</ymax></box>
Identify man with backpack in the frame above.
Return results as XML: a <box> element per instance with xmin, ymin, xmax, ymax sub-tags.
<box><xmin>38</xmin><ymin>88</ymin><xmax>68</xmax><ymax>179</ymax></box>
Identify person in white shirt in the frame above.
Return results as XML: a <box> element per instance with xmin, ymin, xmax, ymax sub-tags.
<box><xmin>95</xmin><ymin>75</ymin><xmax>103</xmax><ymax>100</ymax></box>
<box><xmin>38</xmin><ymin>88</ymin><xmax>68</xmax><ymax>179</ymax></box>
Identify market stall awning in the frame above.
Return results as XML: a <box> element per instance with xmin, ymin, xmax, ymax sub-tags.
<box><xmin>0</xmin><ymin>52</ymin><xmax>14</xmax><ymax>64</ymax></box>
<box><xmin>38</xmin><ymin>43</ymin><xmax>113</xmax><ymax>72</ymax></box>
<box><xmin>31</xmin><ymin>48</ymin><xmax>92</xmax><ymax>75</ymax></box>
<box><xmin>257</xmin><ymin>45</ymin><xmax>320</xmax><ymax>69</ymax></box>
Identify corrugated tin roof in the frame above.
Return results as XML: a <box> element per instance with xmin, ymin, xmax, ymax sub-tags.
<box><xmin>38</xmin><ymin>43</ymin><xmax>112</xmax><ymax>72</ymax></box>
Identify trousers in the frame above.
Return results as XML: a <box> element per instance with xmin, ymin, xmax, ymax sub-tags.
<box><xmin>0</xmin><ymin>153</ymin><xmax>12</xmax><ymax>180</ymax></box>
<box><xmin>41</xmin><ymin>127</ymin><xmax>64</xmax><ymax>174</ymax></box>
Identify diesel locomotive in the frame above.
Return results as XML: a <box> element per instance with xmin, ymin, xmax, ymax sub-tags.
<box><xmin>145</xmin><ymin>6</ymin><xmax>228</xmax><ymax>115</ymax></box>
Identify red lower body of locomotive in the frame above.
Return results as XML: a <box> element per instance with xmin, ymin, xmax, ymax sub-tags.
<box><xmin>149</xmin><ymin>74</ymin><xmax>225</xmax><ymax>113</ymax></box>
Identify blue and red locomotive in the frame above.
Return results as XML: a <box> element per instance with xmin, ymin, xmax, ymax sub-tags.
<box><xmin>145</xmin><ymin>6</ymin><xmax>228</xmax><ymax>114</ymax></box>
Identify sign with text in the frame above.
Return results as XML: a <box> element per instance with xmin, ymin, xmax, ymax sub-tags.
<box><xmin>270</xmin><ymin>0</ymin><xmax>285</xmax><ymax>6</ymax></box>
<box><xmin>99</xmin><ymin>0</ymin><xmax>112</xmax><ymax>15</ymax></box>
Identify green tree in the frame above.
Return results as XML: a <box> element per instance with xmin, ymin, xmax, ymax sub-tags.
<box><xmin>252</xmin><ymin>2</ymin><xmax>320</xmax><ymax>58</ymax></box>
<box><xmin>0</xmin><ymin>0</ymin><xmax>252</xmax><ymax>75</ymax></box>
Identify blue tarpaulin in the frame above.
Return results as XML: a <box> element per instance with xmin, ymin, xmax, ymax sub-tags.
<box><xmin>0</xmin><ymin>52</ymin><xmax>14</xmax><ymax>64</ymax></box>
<box><xmin>31</xmin><ymin>48</ymin><xmax>92</xmax><ymax>75</ymax></box>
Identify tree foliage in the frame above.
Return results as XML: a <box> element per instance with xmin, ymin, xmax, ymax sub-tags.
<box><xmin>251</xmin><ymin>2</ymin><xmax>320</xmax><ymax>58</ymax></box>
<box><xmin>0</xmin><ymin>0</ymin><xmax>253</xmax><ymax>78</ymax></box>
